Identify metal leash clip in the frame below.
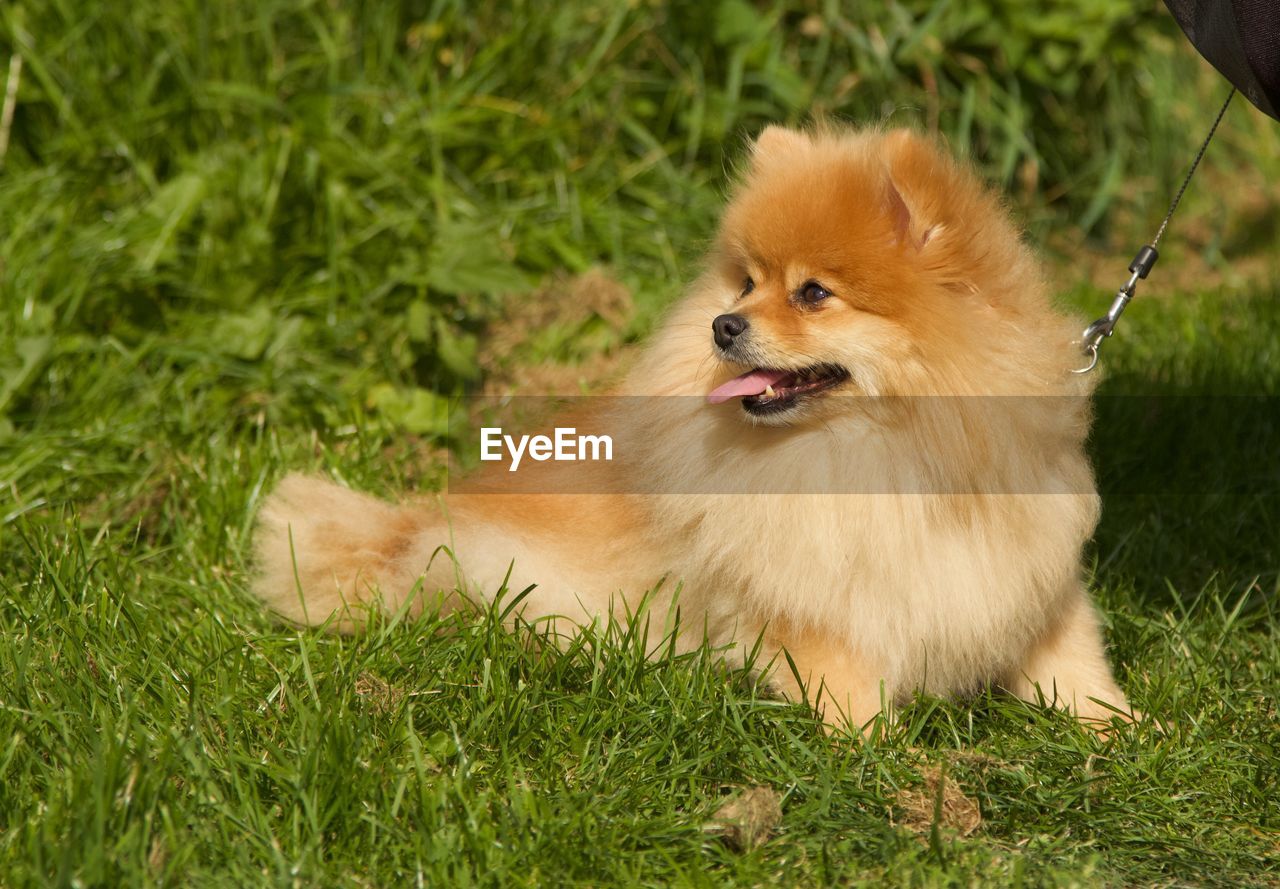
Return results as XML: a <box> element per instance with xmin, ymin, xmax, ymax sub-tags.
<box><xmin>1071</xmin><ymin>88</ymin><xmax>1234</xmax><ymax>374</ymax></box>
<box><xmin>1073</xmin><ymin>245</ymin><xmax>1159</xmax><ymax>374</ymax></box>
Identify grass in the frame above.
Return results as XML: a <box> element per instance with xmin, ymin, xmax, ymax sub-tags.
<box><xmin>3</xmin><ymin>1</ymin><xmax>1279</xmax><ymax>885</ymax></box>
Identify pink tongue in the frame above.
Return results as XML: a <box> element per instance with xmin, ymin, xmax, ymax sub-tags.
<box><xmin>707</xmin><ymin>368</ymin><xmax>791</xmax><ymax>405</ymax></box>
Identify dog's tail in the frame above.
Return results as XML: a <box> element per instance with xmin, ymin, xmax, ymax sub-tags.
<box><xmin>250</xmin><ymin>473</ymin><xmax>454</xmax><ymax>631</ymax></box>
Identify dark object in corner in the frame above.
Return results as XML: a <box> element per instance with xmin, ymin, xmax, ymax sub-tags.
<box><xmin>1164</xmin><ymin>0</ymin><xmax>1280</xmax><ymax>120</ymax></box>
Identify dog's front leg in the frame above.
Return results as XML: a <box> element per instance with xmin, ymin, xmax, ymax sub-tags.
<box><xmin>759</xmin><ymin>619</ymin><xmax>885</xmax><ymax>734</ymax></box>
<box><xmin>1003</xmin><ymin>587</ymin><xmax>1136</xmax><ymax>729</ymax></box>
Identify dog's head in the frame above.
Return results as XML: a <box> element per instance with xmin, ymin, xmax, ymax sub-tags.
<box><xmin>705</xmin><ymin>125</ymin><xmax>1076</xmax><ymax>425</ymax></box>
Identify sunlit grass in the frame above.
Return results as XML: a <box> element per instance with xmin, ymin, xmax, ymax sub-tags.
<box><xmin>2</xmin><ymin>1</ymin><xmax>1278</xmax><ymax>885</ymax></box>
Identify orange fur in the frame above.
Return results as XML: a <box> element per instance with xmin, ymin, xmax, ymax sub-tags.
<box><xmin>251</xmin><ymin>124</ymin><xmax>1133</xmax><ymax>732</ymax></box>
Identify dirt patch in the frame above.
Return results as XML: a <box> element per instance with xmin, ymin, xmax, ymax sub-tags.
<box><xmin>479</xmin><ymin>267</ymin><xmax>635</xmax><ymax>397</ymax></box>
<box><xmin>891</xmin><ymin>765</ymin><xmax>982</xmax><ymax>840</ymax></box>
<box><xmin>354</xmin><ymin>672</ymin><xmax>406</xmax><ymax>715</ymax></box>
<box><xmin>704</xmin><ymin>785</ymin><xmax>784</xmax><ymax>851</ymax></box>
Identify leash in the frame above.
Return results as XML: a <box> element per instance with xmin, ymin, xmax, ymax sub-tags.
<box><xmin>1074</xmin><ymin>88</ymin><xmax>1236</xmax><ymax>374</ymax></box>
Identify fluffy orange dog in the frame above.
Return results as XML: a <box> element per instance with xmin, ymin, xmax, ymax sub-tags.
<box><xmin>253</xmin><ymin>125</ymin><xmax>1133</xmax><ymax>731</ymax></box>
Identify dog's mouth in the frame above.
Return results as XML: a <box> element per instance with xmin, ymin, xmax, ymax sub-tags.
<box><xmin>707</xmin><ymin>364</ymin><xmax>850</xmax><ymax>415</ymax></box>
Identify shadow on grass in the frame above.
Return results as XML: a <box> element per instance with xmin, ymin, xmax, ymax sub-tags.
<box><xmin>1086</xmin><ymin>285</ymin><xmax>1280</xmax><ymax>601</ymax></box>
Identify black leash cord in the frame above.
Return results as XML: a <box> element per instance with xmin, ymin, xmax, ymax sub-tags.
<box><xmin>1075</xmin><ymin>87</ymin><xmax>1236</xmax><ymax>374</ymax></box>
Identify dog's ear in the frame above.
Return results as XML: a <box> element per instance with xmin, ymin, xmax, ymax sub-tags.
<box><xmin>750</xmin><ymin>125</ymin><xmax>808</xmax><ymax>168</ymax></box>
<box><xmin>884</xmin><ymin>129</ymin><xmax>976</xmax><ymax>293</ymax></box>
<box><xmin>882</xmin><ymin>129</ymin><xmax>946</xmax><ymax>251</ymax></box>
<box><xmin>882</xmin><ymin>175</ymin><xmax>916</xmax><ymax>249</ymax></box>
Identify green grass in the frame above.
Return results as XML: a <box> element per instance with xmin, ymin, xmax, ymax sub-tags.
<box><xmin>3</xmin><ymin>1</ymin><xmax>1279</xmax><ymax>886</ymax></box>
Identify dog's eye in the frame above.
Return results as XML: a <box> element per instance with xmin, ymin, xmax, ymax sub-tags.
<box><xmin>798</xmin><ymin>281</ymin><xmax>832</xmax><ymax>304</ymax></box>
<box><xmin>740</xmin><ymin>276</ymin><xmax>755</xmax><ymax>298</ymax></box>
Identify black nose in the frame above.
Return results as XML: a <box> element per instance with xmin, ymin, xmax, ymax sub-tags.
<box><xmin>712</xmin><ymin>313</ymin><xmax>749</xmax><ymax>350</ymax></box>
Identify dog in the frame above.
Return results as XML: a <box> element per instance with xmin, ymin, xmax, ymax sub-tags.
<box><xmin>252</xmin><ymin>124</ymin><xmax>1134</xmax><ymax>731</ymax></box>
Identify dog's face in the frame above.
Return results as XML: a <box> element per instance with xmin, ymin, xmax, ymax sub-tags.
<box><xmin>706</xmin><ymin>126</ymin><xmax>967</xmax><ymax>424</ymax></box>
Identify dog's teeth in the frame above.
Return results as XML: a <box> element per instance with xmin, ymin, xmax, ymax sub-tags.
<box><xmin>764</xmin><ymin>385</ymin><xmax>776</xmax><ymax>400</ymax></box>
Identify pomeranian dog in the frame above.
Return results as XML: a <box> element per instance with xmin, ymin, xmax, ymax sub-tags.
<box><xmin>253</xmin><ymin>124</ymin><xmax>1134</xmax><ymax>731</ymax></box>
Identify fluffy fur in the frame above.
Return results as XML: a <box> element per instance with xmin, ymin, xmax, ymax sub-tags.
<box><xmin>253</xmin><ymin>125</ymin><xmax>1132</xmax><ymax>730</ymax></box>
